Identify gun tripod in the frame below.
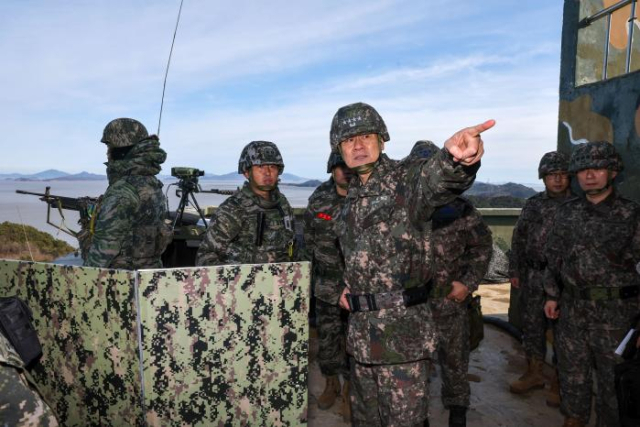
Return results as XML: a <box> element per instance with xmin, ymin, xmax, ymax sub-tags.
<box><xmin>172</xmin><ymin>177</ymin><xmax>207</xmax><ymax>229</ymax></box>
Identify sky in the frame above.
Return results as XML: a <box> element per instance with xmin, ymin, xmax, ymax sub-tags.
<box><xmin>0</xmin><ymin>0</ymin><xmax>565</xmax><ymax>184</ymax></box>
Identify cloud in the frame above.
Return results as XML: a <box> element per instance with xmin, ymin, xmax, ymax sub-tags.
<box><xmin>0</xmin><ymin>0</ymin><xmax>564</xmax><ymax>185</ymax></box>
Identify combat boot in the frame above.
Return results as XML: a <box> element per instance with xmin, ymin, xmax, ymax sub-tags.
<box><xmin>317</xmin><ymin>375</ymin><xmax>340</xmax><ymax>409</ymax></box>
<box><xmin>545</xmin><ymin>371</ymin><xmax>561</xmax><ymax>407</ymax></box>
<box><xmin>562</xmin><ymin>417</ymin><xmax>584</xmax><ymax>427</ymax></box>
<box><xmin>449</xmin><ymin>405</ymin><xmax>467</xmax><ymax>427</ymax></box>
<box><xmin>509</xmin><ymin>358</ymin><xmax>545</xmax><ymax>394</ymax></box>
<box><xmin>338</xmin><ymin>380</ymin><xmax>351</xmax><ymax>422</ymax></box>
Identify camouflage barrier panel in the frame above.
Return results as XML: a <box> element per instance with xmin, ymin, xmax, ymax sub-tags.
<box><xmin>139</xmin><ymin>263</ymin><xmax>310</xmax><ymax>426</ymax></box>
<box><xmin>0</xmin><ymin>260</ymin><xmax>142</xmax><ymax>426</ymax></box>
<box><xmin>0</xmin><ymin>259</ymin><xmax>310</xmax><ymax>426</ymax></box>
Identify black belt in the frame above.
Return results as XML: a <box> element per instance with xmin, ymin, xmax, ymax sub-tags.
<box><xmin>346</xmin><ymin>283</ymin><xmax>432</xmax><ymax>313</ymax></box>
<box><xmin>527</xmin><ymin>259</ymin><xmax>547</xmax><ymax>270</ymax></box>
<box><xmin>563</xmin><ymin>284</ymin><xmax>640</xmax><ymax>301</ymax></box>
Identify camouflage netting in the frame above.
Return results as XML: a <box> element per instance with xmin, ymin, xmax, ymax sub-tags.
<box><xmin>0</xmin><ymin>260</ymin><xmax>310</xmax><ymax>426</ymax></box>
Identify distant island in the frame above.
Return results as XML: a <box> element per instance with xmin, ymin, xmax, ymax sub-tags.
<box><xmin>0</xmin><ymin>169</ymin><xmax>313</xmax><ymax>184</ymax></box>
<box><xmin>1</xmin><ymin>169</ymin><xmax>539</xmax><ymax>208</ymax></box>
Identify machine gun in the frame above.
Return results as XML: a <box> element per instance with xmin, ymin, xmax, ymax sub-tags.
<box><xmin>15</xmin><ymin>187</ymin><xmax>100</xmax><ymax>238</ymax></box>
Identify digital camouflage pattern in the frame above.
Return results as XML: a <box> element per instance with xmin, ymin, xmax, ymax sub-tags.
<box><xmin>544</xmin><ymin>191</ymin><xmax>640</xmax><ymax>425</ymax></box>
<box><xmin>196</xmin><ymin>182</ymin><xmax>296</xmax><ymax>266</ymax></box>
<box><xmin>429</xmin><ymin>197</ymin><xmax>492</xmax><ymax>408</ymax></box>
<box><xmin>351</xmin><ymin>358</ymin><xmax>430</xmax><ymax>426</ymax></box>
<box><xmin>329</xmin><ymin>102</ymin><xmax>389</xmax><ymax>152</ymax></box>
<box><xmin>0</xmin><ymin>259</ymin><xmax>310</xmax><ymax>426</ymax></box>
<box><xmin>568</xmin><ymin>140</ymin><xmax>623</xmax><ymax>174</ymax></box>
<box><xmin>0</xmin><ymin>333</ymin><xmax>59</xmax><ymax>426</ymax></box>
<box><xmin>303</xmin><ymin>178</ymin><xmax>348</xmax><ymax>377</ymax></box>
<box><xmin>101</xmin><ymin>118</ymin><xmax>149</xmax><ymax>148</ymax></box>
<box><xmin>510</xmin><ymin>190</ymin><xmax>572</xmax><ymax>361</ymax></box>
<box><xmin>137</xmin><ymin>263</ymin><xmax>310</xmax><ymax>425</ymax></box>
<box><xmin>303</xmin><ymin>179</ymin><xmax>346</xmax><ymax>305</ymax></box>
<box><xmin>409</xmin><ymin>140</ymin><xmax>440</xmax><ymax>162</ymax></box>
<box><xmin>538</xmin><ymin>151</ymin><xmax>569</xmax><ymax>179</ymax></box>
<box><xmin>85</xmin><ymin>137</ymin><xmax>172</xmax><ymax>269</ymax></box>
<box><xmin>237</xmin><ymin>140</ymin><xmax>285</xmax><ymax>174</ymax></box>
<box><xmin>337</xmin><ymin>149</ymin><xmax>478</xmax><ymax>426</ymax></box>
<box><xmin>326</xmin><ymin>151</ymin><xmax>347</xmax><ymax>173</ymax></box>
<box><xmin>0</xmin><ymin>260</ymin><xmax>141</xmax><ymax>426</ymax></box>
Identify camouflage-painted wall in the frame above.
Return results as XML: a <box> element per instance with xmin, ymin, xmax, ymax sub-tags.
<box><xmin>559</xmin><ymin>0</ymin><xmax>640</xmax><ymax>202</ymax></box>
<box><xmin>0</xmin><ymin>260</ymin><xmax>310</xmax><ymax>426</ymax></box>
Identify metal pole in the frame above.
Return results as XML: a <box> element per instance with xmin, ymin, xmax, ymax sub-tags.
<box><xmin>626</xmin><ymin>0</ymin><xmax>637</xmax><ymax>73</ymax></box>
<box><xmin>603</xmin><ymin>13</ymin><xmax>612</xmax><ymax>79</ymax></box>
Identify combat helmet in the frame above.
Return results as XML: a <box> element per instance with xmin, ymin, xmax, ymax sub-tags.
<box><xmin>238</xmin><ymin>141</ymin><xmax>284</xmax><ymax>174</ymax></box>
<box><xmin>326</xmin><ymin>151</ymin><xmax>347</xmax><ymax>173</ymax></box>
<box><xmin>568</xmin><ymin>141</ymin><xmax>623</xmax><ymax>174</ymax></box>
<box><xmin>330</xmin><ymin>102</ymin><xmax>390</xmax><ymax>152</ymax></box>
<box><xmin>538</xmin><ymin>151</ymin><xmax>569</xmax><ymax>179</ymax></box>
<box><xmin>409</xmin><ymin>140</ymin><xmax>439</xmax><ymax>160</ymax></box>
<box><xmin>101</xmin><ymin>118</ymin><xmax>149</xmax><ymax>148</ymax></box>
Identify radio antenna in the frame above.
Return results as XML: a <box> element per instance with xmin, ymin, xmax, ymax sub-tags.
<box><xmin>157</xmin><ymin>0</ymin><xmax>185</xmax><ymax>136</ymax></box>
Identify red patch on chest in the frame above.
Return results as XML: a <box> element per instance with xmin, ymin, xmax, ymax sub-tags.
<box><xmin>317</xmin><ymin>212</ymin><xmax>332</xmax><ymax>221</ymax></box>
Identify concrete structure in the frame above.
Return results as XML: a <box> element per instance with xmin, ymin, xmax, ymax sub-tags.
<box><xmin>559</xmin><ymin>0</ymin><xmax>640</xmax><ymax>202</ymax></box>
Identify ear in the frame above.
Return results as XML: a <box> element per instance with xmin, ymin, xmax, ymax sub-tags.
<box><xmin>610</xmin><ymin>170</ymin><xmax>618</xmax><ymax>180</ymax></box>
<box><xmin>243</xmin><ymin>170</ymin><xmax>250</xmax><ymax>180</ymax></box>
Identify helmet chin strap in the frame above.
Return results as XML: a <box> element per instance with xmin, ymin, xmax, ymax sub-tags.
<box><xmin>584</xmin><ymin>175</ymin><xmax>614</xmax><ymax>196</ymax></box>
<box><xmin>352</xmin><ymin>163</ymin><xmax>376</xmax><ymax>175</ymax></box>
<box><xmin>256</xmin><ymin>184</ymin><xmax>276</xmax><ymax>191</ymax></box>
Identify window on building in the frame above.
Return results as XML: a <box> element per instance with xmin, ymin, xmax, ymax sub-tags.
<box><xmin>576</xmin><ymin>0</ymin><xmax>640</xmax><ymax>86</ymax></box>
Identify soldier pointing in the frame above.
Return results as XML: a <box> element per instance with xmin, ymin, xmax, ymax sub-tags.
<box><xmin>331</xmin><ymin>102</ymin><xmax>493</xmax><ymax>427</ymax></box>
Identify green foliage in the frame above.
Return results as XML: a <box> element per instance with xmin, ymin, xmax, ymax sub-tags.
<box><xmin>0</xmin><ymin>221</ymin><xmax>74</xmax><ymax>261</ymax></box>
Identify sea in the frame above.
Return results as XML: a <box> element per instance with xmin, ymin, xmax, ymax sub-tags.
<box><xmin>0</xmin><ymin>179</ymin><xmax>317</xmax><ymax>246</ymax></box>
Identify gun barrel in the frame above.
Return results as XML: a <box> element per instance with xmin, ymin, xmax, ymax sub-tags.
<box><xmin>15</xmin><ymin>189</ymin><xmax>48</xmax><ymax>197</ymax></box>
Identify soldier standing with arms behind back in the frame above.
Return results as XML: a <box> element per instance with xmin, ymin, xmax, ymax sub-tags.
<box><xmin>196</xmin><ymin>140</ymin><xmax>297</xmax><ymax>266</ymax></box>
<box><xmin>509</xmin><ymin>151</ymin><xmax>571</xmax><ymax>405</ymax></box>
<box><xmin>84</xmin><ymin>118</ymin><xmax>172</xmax><ymax>270</ymax></box>
<box><xmin>303</xmin><ymin>151</ymin><xmax>353</xmax><ymax>421</ymax></box>
<box><xmin>407</xmin><ymin>140</ymin><xmax>493</xmax><ymax>427</ymax></box>
<box><xmin>332</xmin><ymin>102</ymin><xmax>494</xmax><ymax>427</ymax></box>
<box><xmin>544</xmin><ymin>141</ymin><xmax>640</xmax><ymax>427</ymax></box>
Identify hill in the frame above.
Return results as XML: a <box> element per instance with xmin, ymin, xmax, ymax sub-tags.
<box><xmin>467</xmin><ymin>182</ymin><xmax>537</xmax><ymax>198</ymax></box>
<box><xmin>0</xmin><ymin>221</ymin><xmax>75</xmax><ymax>261</ymax></box>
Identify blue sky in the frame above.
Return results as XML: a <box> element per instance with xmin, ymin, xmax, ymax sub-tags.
<box><xmin>0</xmin><ymin>0</ymin><xmax>564</xmax><ymax>184</ymax></box>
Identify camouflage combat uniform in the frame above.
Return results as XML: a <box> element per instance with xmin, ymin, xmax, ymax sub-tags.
<box><xmin>429</xmin><ymin>197</ymin><xmax>492</xmax><ymax>409</ymax></box>
<box><xmin>303</xmin><ymin>178</ymin><xmax>348</xmax><ymax>377</ymax></box>
<box><xmin>544</xmin><ymin>191</ymin><xmax>640</xmax><ymax>426</ymax></box>
<box><xmin>196</xmin><ymin>182</ymin><xmax>296</xmax><ymax>266</ymax></box>
<box><xmin>84</xmin><ymin>137</ymin><xmax>171</xmax><ymax>270</ymax></box>
<box><xmin>0</xmin><ymin>334</ymin><xmax>58</xmax><ymax>426</ymax></box>
<box><xmin>510</xmin><ymin>190</ymin><xmax>572</xmax><ymax>361</ymax></box>
<box><xmin>337</xmin><ymin>151</ymin><xmax>478</xmax><ymax>426</ymax></box>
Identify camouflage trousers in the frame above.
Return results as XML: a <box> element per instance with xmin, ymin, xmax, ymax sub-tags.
<box><xmin>350</xmin><ymin>357</ymin><xmax>430</xmax><ymax>427</ymax></box>
<box><xmin>0</xmin><ymin>364</ymin><xmax>59</xmax><ymax>426</ymax></box>
<box><xmin>316</xmin><ymin>299</ymin><xmax>349</xmax><ymax>377</ymax></box>
<box><xmin>521</xmin><ymin>269</ymin><xmax>553</xmax><ymax>361</ymax></box>
<box><xmin>431</xmin><ymin>299</ymin><xmax>470</xmax><ymax>408</ymax></box>
<box><xmin>556</xmin><ymin>299</ymin><xmax>630</xmax><ymax>427</ymax></box>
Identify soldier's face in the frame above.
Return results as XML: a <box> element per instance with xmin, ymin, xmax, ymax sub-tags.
<box><xmin>543</xmin><ymin>171</ymin><xmax>569</xmax><ymax>196</ymax></box>
<box><xmin>576</xmin><ymin>168</ymin><xmax>617</xmax><ymax>194</ymax></box>
<box><xmin>339</xmin><ymin>133</ymin><xmax>383</xmax><ymax>168</ymax></box>
<box><xmin>332</xmin><ymin>165</ymin><xmax>353</xmax><ymax>187</ymax></box>
<box><xmin>244</xmin><ymin>164</ymin><xmax>279</xmax><ymax>192</ymax></box>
